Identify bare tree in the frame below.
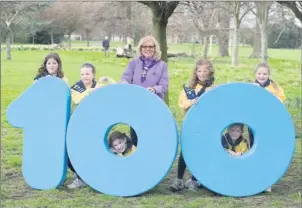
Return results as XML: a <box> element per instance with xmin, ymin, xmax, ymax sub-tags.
<box><xmin>217</xmin><ymin>10</ymin><xmax>231</xmax><ymax>57</ymax></box>
<box><xmin>249</xmin><ymin>24</ymin><xmax>261</xmax><ymax>58</ymax></box>
<box><xmin>230</xmin><ymin>2</ymin><xmax>253</xmax><ymax>66</ymax></box>
<box><xmin>0</xmin><ymin>2</ymin><xmax>47</xmax><ymax>59</ymax></box>
<box><xmin>252</xmin><ymin>2</ymin><xmax>273</xmax><ymax>64</ymax></box>
<box><xmin>186</xmin><ymin>2</ymin><xmax>218</xmax><ymax>59</ymax></box>
<box><xmin>43</xmin><ymin>2</ymin><xmax>84</xmax><ymax>48</ymax></box>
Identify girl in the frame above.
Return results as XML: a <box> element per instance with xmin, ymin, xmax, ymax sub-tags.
<box><xmin>170</xmin><ymin>59</ymin><xmax>215</xmax><ymax>192</ymax></box>
<box><xmin>67</xmin><ymin>63</ymin><xmax>116</xmax><ymax>189</ymax></box>
<box><xmin>251</xmin><ymin>63</ymin><xmax>285</xmax><ymax>193</ymax></box>
<box><xmin>254</xmin><ymin>63</ymin><xmax>286</xmax><ymax>103</ymax></box>
<box><xmin>34</xmin><ymin>53</ymin><xmax>68</xmax><ymax>84</ymax></box>
<box><xmin>109</xmin><ymin>131</ymin><xmax>136</xmax><ymax>157</ymax></box>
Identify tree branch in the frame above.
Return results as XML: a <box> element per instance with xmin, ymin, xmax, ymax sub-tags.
<box><xmin>166</xmin><ymin>1</ymin><xmax>180</xmax><ymax>18</ymax></box>
<box><xmin>278</xmin><ymin>1</ymin><xmax>302</xmax><ymax>23</ymax></box>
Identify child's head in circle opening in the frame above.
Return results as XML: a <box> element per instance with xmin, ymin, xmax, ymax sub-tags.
<box><xmin>109</xmin><ymin>131</ymin><xmax>129</xmax><ymax>155</ymax></box>
<box><xmin>188</xmin><ymin>59</ymin><xmax>215</xmax><ymax>88</ymax></box>
<box><xmin>227</xmin><ymin>123</ymin><xmax>244</xmax><ymax>141</ymax></box>
<box><xmin>80</xmin><ymin>63</ymin><xmax>96</xmax><ymax>87</ymax></box>
<box><xmin>35</xmin><ymin>53</ymin><xmax>63</xmax><ymax>80</ymax></box>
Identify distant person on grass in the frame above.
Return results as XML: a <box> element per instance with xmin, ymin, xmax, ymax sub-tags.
<box><xmin>102</xmin><ymin>36</ymin><xmax>110</xmax><ymax>58</ymax></box>
<box><xmin>120</xmin><ymin>35</ymin><xmax>169</xmax><ymax>147</ymax></box>
<box><xmin>170</xmin><ymin>59</ymin><xmax>215</xmax><ymax>192</ymax></box>
<box><xmin>34</xmin><ymin>53</ymin><xmax>68</xmax><ymax>84</ymax></box>
<box><xmin>67</xmin><ymin>63</ymin><xmax>116</xmax><ymax>189</ymax></box>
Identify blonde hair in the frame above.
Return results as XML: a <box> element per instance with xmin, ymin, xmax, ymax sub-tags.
<box><xmin>137</xmin><ymin>35</ymin><xmax>161</xmax><ymax>60</ymax></box>
<box><xmin>188</xmin><ymin>59</ymin><xmax>215</xmax><ymax>88</ymax></box>
<box><xmin>255</xmin><ymin>63</ymin><xmax>280</xmax><ymax>92</ymax></box>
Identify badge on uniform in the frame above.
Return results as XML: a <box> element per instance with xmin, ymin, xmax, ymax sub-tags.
<box><xmin>183</xmin><ymin>84</ymin><xmax>197</xmax><ymax>100</ymax></box>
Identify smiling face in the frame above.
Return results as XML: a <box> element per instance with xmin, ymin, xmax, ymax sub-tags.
<box><xmin>80</xmin><ymin>67</ymin><xmax>94</xmax><ymax>87</ymax></box>
<box><xmin>196</xmin><ymin>64</ymin><xmax>211</xmax><ymax>82</ymax></box>
<box><xmin>255</xmin><ymin>67</ymin><xmax>270</xmax><ymax>85</ymax></box>
<box><xmin>46</xmin><ymin>58</ymin><xmax>59</xmax><ymax>76</ymax></box>
<box><xmin>141</xmin><ymin>39</ymin><xmax>155</xmax><ymax>58</ymax></box>
<box><xmin>228</xmin><ymin>126</ymin><xmax>243</xmax><ymax>141</ymax></box>
<box><xmin>112</xmin><ymin>138</ymin><xmax>127</xmax><ymax>154</ymax></box>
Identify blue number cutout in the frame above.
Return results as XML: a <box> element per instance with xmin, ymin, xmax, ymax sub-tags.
<box><xmin>6</xmin><ymin>76</ymin><xmax>71</xmax><ymax>189</ymax></box>
<box><xmin>181</xmin><ymin>83</ymin><xmax>295</xmax><ymax>197</ymax></box>
<box><xmin>66</xmin><ymin>84</ymin><xmax>178</xmax><ymax>197</ymax></box>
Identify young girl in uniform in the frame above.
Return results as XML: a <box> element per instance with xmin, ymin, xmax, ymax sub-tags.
<box><xmin>170</xmin><ymin>59</ymin><xmax>216</xmax><ymax>192</ymax></box>
<box><xmin>250</xmin><ymin>63</ymin><xmax>286</xmax><ymax>192</ymax></box>
<box><xmin>67</xmin><ymin>63</ymin><xmax>116</xmax><ymax>189</ymax></box>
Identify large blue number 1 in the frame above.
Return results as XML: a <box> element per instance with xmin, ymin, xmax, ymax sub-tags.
<box><xmin>6</xmin><ymin>77</ymin><xmax>71</xmax><ymax>189</ymax></box>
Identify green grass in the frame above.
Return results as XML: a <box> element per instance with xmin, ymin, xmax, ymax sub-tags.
<box><xmin>1</xmin><ymin>49</ymin><xmax>301</xmax><ymax>208</ymax></box>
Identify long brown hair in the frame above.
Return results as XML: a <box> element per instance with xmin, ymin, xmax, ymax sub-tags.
<box><xmin>34</xmin><ymin>53</ymin><xmax>64</xmax><ymax>80</ymax></box>
<box><xmin>188</xmin><ymin>59</ymin><xmax>215</xmax><ymax>88</ymax></box>
<box><xmin>255</xmin><ymin>63</ymin><xmax>280</xmax><ymax>92</ymax></box>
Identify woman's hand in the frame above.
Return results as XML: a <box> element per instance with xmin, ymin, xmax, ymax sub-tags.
<box><xmin>147</xmin><ymin>87</ymin><xmax>156</xmax><ymax>93</ymax></box>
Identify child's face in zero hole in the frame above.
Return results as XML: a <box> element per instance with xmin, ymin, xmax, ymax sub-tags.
<box><xmin>112</xmin><ymin>138</ymin><xmax>127</xmax><ymax>153</ymax></box>
<box><xmin>228</xmin><ymin>126</ymin><xmax>243</xmax><ymax>140</ymax></box>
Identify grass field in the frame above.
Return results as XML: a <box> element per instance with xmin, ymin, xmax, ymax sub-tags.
<box><xmin>1</xmin><ymin>48</ymin><xmax>301</xmax><ymax>207</ymax></box>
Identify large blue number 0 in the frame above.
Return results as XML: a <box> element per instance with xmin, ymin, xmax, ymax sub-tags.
<box><xmin>6</xmin><ymin>77</ymin><xmax>71</xmax><ymax>189</ymax></box>
<box><xmin>181</xmin><ymin>83</ymin><xmax>296</xmax><ymax>197</ymax></box>
<box><xmin>66</xmin><ymin>84</ymin><xmax>178</xmax><ymax>197</ymax></box>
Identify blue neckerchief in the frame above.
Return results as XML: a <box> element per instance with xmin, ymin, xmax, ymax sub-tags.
<box><xmin>139</xmin><ymin>56</ymin><xmax>159</xmax><ymax>82</ymax></box>
<box><xmin>71</xmin><ymin>80</ymin><xmax>97</xmax><ymax>93</ymax></box>
<box><xmin>255</xmin><ymin>79</ymin><xmax>270</xmax><ymax>88</ymax></box>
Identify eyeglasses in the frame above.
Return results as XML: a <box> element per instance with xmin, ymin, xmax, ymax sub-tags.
<box><xmin>141</xmin><ymin>45</ymin><xmax>155</xmax><ymax>49</ymax></box>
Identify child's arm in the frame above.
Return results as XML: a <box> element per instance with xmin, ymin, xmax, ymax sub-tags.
<box><xmin>178</xmin><ymin>89</ymin><xmax>197</xmax><ymax>110</ymax></box>
<box><xmin>277</xmin><ymin>86</ymin><xmax>286</xmax><ymax>103</ymax></box>
<box><xmin>98</xmin><ymin>76</ymin><xmax>117</xmax><ymax>87</ymax></box>
<box><xmin>71</xmin><ymin>89</ymin><xmax>93</xmax><ymax>105</ymax></box>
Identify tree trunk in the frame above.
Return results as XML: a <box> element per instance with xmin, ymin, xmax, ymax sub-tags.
<box><xmin>6</xmin><ymin>34</ymin><xmax>11</xmax><ymax>60</ymax></box>
<box><xmin>255</xmin><ymin>2</ymin><xmax>272</xmax><ymax>64</ymax></box>
<box><xmin>68</xmin><ymin>34</ymin><xmax>71</xmax><ymax>48</ymax></box>
<box><xmin>153</xmin><ymin>19</ymin><xmax>168</xmax><ymax>62</ymax></box>
<box><xmin>249</xmin><ymin>26</ymin><xmax>261</xmax><ymax>58</ymax></box>
<box><xmin>50</xmin><ymin>31</ymin><xmax>54</xmax><ymax>44</ymax></box>
<box><xmin>217</xmin><ymin>11</ymin><xmax>231</xmax><ymax>57</ymax></box>
<box><xmin>11</xmin><ymin>35</ymin><xmax>14</xmax><ymax>44</ymax></box>
<box><xmin>153</xmin><ymin>18</ymin><xmax>169</xmax><ymax>104</ymax></box>
<box><xmin>259</xmin><ymin>24</ymin><xmax>268</xmax><ymax>63</ymax></box>
<box><xmin>32</xmin><ymin>34</ymin><xmax>35</xmax><ymax>45</ymax></box>
<box><xmin>231</xmin><ymin>25</ymin><xmax>240</xmax><ymax>66</ymax></box>
<box><xmin>203</xmin><ymin>36</ymin><xmax>209</xmax><ymax>59</ymax></box>
<box><xmin>86</xmin><ymin>29</ymin><xmax>90</xmax><ymax>47</ymax></box>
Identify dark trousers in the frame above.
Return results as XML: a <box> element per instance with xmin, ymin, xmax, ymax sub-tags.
<box><xmin>130</xmin><ymin>127</ymin><xmax>138</xmax><ymax>147</ymax></box>
<box><xmin>177</xmin><ymin>151</ymin><xmax>197</xmax><ymax>181</ymax></box>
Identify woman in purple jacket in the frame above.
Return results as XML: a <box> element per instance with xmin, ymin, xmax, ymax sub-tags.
<box><xmin>120</xmin><ymin>35</ymin><xmax>169</xmax><ymax>146</ymax></box>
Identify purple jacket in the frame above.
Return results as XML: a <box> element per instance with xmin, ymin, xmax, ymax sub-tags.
<box><xmin>120</xmin><ymin>58</ymin><xmax>169</xmax><ymax>100</ymax></box>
